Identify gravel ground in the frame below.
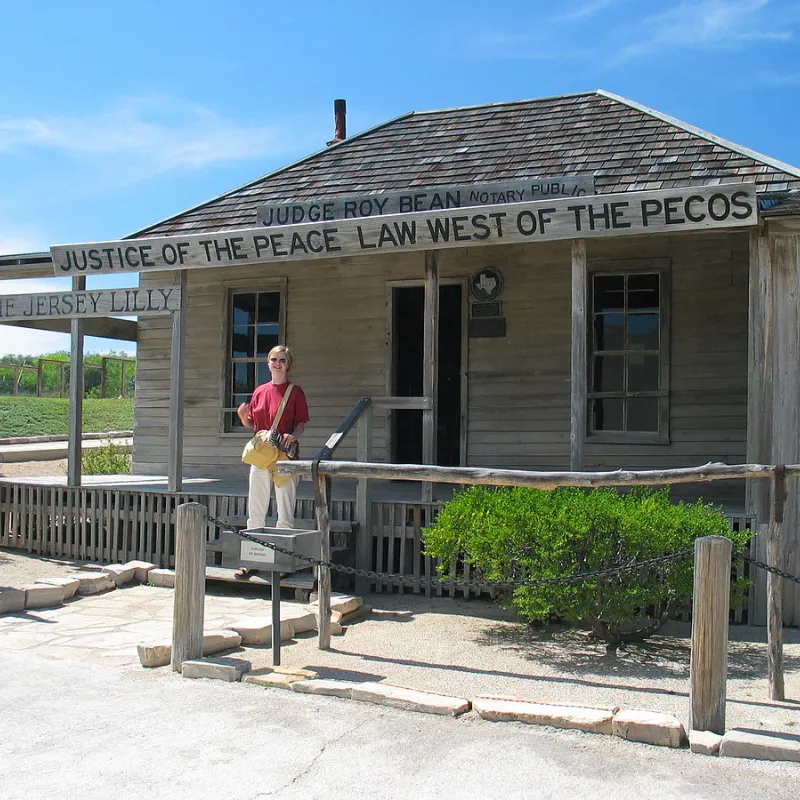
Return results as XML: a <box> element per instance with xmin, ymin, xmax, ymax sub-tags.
<box><xmin>0</xmin><ymin>458</ymin><xmax>67</xmax><ymax>478</ymax></box>
<box><xmin>4</xmin><ymin>541</ymin><xmax>798</xmax><ymax>737</ymax></box>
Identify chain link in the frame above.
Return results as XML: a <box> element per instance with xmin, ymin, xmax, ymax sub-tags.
<box><xmin>209</xmin><ymin>515</ymin><xmax>692</xmax><ymax>591</ymax></box>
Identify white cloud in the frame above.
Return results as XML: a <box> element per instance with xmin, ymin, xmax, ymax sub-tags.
<box><xmin>614</xmin><ymin>0</ymin><xmax>794</xmax><ymax>63</ymax></box>
<box><xmin>0</xmin><ymin>94</ymin><xmax>318</xmax><ymax>187</ymax></box>
<box><xmin>0</xmin><ymin>229</ymin><xmax>51</xmax><ymax>256</ymax></box>
<box><xmin>551</xmin><ymin>0</ymin><xmax>621</xmax><ymax>22</ymax></box>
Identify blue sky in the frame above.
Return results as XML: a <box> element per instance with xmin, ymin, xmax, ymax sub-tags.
<box><xmin>1</xmin><ymin>0</ymin><xmax>799</xmax><ymax>355</ymax></box>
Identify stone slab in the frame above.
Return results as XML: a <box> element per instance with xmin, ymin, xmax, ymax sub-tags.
<box><xmin>720</xmin><ymin>728</ymin><xmax>800</xmax><ymax>762</ymax></box>
<box><xmin>74</xmin><ymin>572</ymin><xmax>116</xmax><ymax>595</ymax></box>
<box><xmin>612</xmin><ymin>709</ymin><xmax>687</xmax><ymax>748</ymax></box>
<box><xmin>244</xmin><ymin>666</ymin><xmax>319</xmax><ymax>688</ymax></box>
<box><xmin>102</xmin><ymin>564</ymin><xmax>136</xmax><ymax>586</ymax></box>
<box><xmin>0</xmin><ymin>587</ymin><xmax>25</xmax><ymax>615</ymax></box>
<box><xmin>148</xmin><ymin>569</ymin><xmax>175</xmax><ymax>588</ymax></box>
<box><xmin>689</xmin><ymin>730</ymin><xmax>723</xmax><ymax>755</ymax></box>
<box><xmin>291</xmin><ymin>679</ymin><xmax>358</xmax><ymax>699</ymax></box>
<box><xmin>23</xmin><ymin>584</ymin><xmax>64</xmax><ymax>610</ymax></box>
<box><xmin>280</xmin><ymin>607</ymin><xmax>317</xmax><ymax>634</ymax></box>
<box><xmin>34</xmin><ymin>576</ymin><xmax>80</xmax><ymax>599</ymax></box>
<box><xmin>351</xmin><ymin>682</ymin><xmax>470</xmax><ymax>717</ymax></box>
<box><xmin>310</xmin><ymin>593</ymin><xmax>362</xmax><ymax>616</ymax></box>
<box><xmin>181</xmin><ymin>657</ymin><xmax>251</xmax><ymax>682</ymax></box>
<box><xmin>227</xmin><ymin>617</ymin><xmax>295</xmax><ymax>646</ymax></box>
<box><xmin>123</xmin><ymin>560</ymin><xmax>157</xmax><ymax>582</ymax></box>
<box><xmin>341</xmin><ymin>604</ymin><xmax>372</xmax><ymax>625</ymax></box>
<box><xmin>202</xmin><ymin>629</ymin><xmax>243</xmax><ymax>655</ymax></box>
<box><xmin>137</xmin><ymin>641</ymin><xmax>171</xmax><ymax>668</ymax></box>
<box><xmin>473</xmin><ymin>696</ymin><xmax>614</xmax><ymax>735</ymax></box>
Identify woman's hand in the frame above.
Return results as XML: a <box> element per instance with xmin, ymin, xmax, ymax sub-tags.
<box><xmin>237</xmin><ymin>402</ymin><xmax>254</xmax><ymax>429</ymax></box>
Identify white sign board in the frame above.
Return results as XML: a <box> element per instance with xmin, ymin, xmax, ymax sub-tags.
<box><xmin>0</xmin><ymin>286</ymin><xmax>181</xmax><ymax>322</ymax></box>
<box><xmin>239</xmin><ymin>540</ymin><xmax>276</xmax><ymax>565</ymax></box>
<box><xmin>51</xmin><ymin>184</ymin><xmax>757</xmax><ymax>277</ymax></box>
<box><xmin>257</xmin><ymin>177</ymin><xmax>595</xmax><ymax>226</ymax></box>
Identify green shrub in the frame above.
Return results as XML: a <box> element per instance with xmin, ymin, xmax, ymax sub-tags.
<box><xmin>81</xmin><ymin>441</ymin><xmax>132</xmax><ymax>475</ymax></box>
<box><xmin>423</xmin><ymin>486</ymin><xmax>752</xmax><ymax>648</ymax></box>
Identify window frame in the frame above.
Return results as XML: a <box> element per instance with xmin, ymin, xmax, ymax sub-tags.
<box><xmin>586</xmin><ymin>259</ymin><xmax>671</xmax><ymax>444</ymax></box>
<box><xmin>219</xmin><ymin>277</ymin><xmax>287</xmax><ymax>435</ymax></box>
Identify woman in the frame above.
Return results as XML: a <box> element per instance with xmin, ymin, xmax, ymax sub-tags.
<box><xmin>235</xmin><ymin>345</ymin><xmax>310</xmax><ymax>577</ymax></box>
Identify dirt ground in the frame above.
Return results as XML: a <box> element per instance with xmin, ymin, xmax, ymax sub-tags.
<box><xmin>0</xmin><ymin>459</ymin><xmax>67</xmax><ymax>478</ymax></box>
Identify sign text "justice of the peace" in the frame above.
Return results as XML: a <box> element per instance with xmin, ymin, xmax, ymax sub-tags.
<box><xmin>51</xmin><ymin>184</ymin><xmax>758</xmax><ymax>277</ymax></box>
<box><xmin>257</xmin><ymin>177</ymin><xmax>595</xmax><ymax>226</ymax></box>
<box><xmin>0</xmin><ymin>287</ymin><xmax>181</xmax><ymax>322</ymax></box>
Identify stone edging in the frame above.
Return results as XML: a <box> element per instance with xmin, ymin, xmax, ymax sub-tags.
<box><xmin>0</xmin><ymin>430</ymin><xmax>133</xmax><ymax>446</ymax></box>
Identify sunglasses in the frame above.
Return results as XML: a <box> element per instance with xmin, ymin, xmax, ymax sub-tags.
<box><xmin>269</xmin><ymin>357</ymin><xmax>287</xmax><ymax>363</ymax></box>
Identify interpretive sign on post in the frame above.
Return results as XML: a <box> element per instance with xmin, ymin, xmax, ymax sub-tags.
<box><xmin>51</xmin><ymin>184</ymin><xmax>758</xmax><ymax>277</ymax></box>
<box><xmin>257</xmin><ymin>177</ymin><xmax>595</xmax><ymax>226</ymax></box>
<box><xmin>0</xmin><ymin>286</ymin><xmax>182</xmax><ymax>322</ymax></box>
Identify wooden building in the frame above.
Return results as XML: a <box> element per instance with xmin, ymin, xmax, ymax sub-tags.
<box><xmin>2</xmin><ymin>90</ymin><xmax>799</xmax><ymax>621</ymax></box>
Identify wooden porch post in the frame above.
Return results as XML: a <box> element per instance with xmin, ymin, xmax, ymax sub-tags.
<box><xmin>67</xmin><ymin>275</ymin><xmax>86</xmax><ymax>486</ymax></box>
<box><xmin>570</xmin><ymin>240</ymin><xmax>587</xmax><ymax>471</ymax></box>
<box><xmin>749</xmin><ymin>227</ymin><xmax>800</xmax><ymax>627</ymax></box>
<box><xmin>422</xmin><ymin>251</ymin><xmax>439</xmax><ymax>502</ymax></box>
<box><xmin>168</xmin><ymin>271</ymin><xmax>187</xmax><ymax>493</ymax></box>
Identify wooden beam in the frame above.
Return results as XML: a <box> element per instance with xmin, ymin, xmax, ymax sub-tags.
<box><xmin>3</xmin><ymin>317</ymin><xmax>138</xmax><ymax>341</ymax></box>
<box><xmin>355</xmin><ymin>403</ymin><xmax>373</xmax><ymax>596</ymax></box>
<box><xmin>67</xmin><ymin>276</ymin><xmax>85</xmax><ymax>487</ymax></box>
<box><xmin>570</xmin><ymin>240</ymin><xmax>587</xmax><ymax>470</ymax></box>
<box><xmin>168</xmin><ymin>273</ymin><xmax>187</xmax><ymax>493</ymax></box>
<box><xmin>422</xmin><ymin>251</ymin><xmax>439</xmax><ymax>501</ymax></box>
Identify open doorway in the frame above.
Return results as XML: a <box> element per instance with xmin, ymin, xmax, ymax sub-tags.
<box><xmin>391</xmin><ymin>283</ymin><xmax>463</xmax><ymax>466</ymax></box>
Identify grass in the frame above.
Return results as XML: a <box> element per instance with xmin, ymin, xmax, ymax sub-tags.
<box><xmin>0</xmin><ymin>396</ymin><xmax>134</xmax><ymax>437</ymax></box>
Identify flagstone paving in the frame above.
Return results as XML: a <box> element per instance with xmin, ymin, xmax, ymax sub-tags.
<box><xmin>0</xmin><ymin>584</ymin><xmax>311</xmax><ymax>668</ymax></box>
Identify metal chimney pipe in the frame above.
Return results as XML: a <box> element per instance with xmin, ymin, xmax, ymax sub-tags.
<box><xmin>327</xmin><ymin>99</ymin><xmax>347</xmax><ymax>146</ymax></box>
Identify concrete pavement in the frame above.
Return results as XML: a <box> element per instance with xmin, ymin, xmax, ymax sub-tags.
<box><xmin>2</xmin><ymin>647</ymin><xmax>799</xmax><ymax>800</ymax></box>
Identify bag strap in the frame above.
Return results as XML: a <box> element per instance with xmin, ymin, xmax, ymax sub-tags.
<box><xmin>268</xmin><ymin>383</ymin><xmax>294</xmax><ymax>433</ymax></box>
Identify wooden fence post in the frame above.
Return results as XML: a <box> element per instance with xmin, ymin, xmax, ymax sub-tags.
<box><xmin>767</xmin><ymin>468</ymin><xmax>787</xmax><ymax>700</ymax></box>
<box><xmin>355</xmin><ymin>404</ymin><xmax>373</xmax><ymax>597</ymax></box>
<box><xmin>689</xmin><ymin>535</ymin><xmax>732</xmax><ymax>734</ymax></box>
<box><xmin>171</xmin><ymin>502</ymin><xmax>206</xmax><ymax>671</ymax></box>
<box><xmin>316</xmin><ymin>472</ymin><xmax>332</xmax><ymax>650</ymax></box>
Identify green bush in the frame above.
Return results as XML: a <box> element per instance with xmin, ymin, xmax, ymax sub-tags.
<box><xmin>423</xmin><ymin>486</ymin><xmax>752</xmax><ymax>648</ymax></box>
<box><xmin>81</xmin><ymin>441</ymin><xmax>132</xmax><ymax>475</ymax></box>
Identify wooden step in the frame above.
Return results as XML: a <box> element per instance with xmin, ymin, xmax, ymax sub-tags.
<box><xmin>205</xmin><ymin>566</ymin><xmax>315</xmax><ymax>599</ymax></box>
<box><xmin>217</xmin><ymin>515</ymin><xmax>355</xmax><ymax>533</ymax></box>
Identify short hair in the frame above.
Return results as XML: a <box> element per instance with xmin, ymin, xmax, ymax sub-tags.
<box><xmin>268</xmin><ymin>345</ymin><xmax>294</xmax><ymax>369</ymax></box>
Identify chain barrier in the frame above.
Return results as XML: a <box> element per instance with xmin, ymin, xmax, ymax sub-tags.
<box><xmin>207</xmin><ymin>514</ymin><xmax>692</xmax><ymax>591</ymax></box>
<box><xmin>740</xmin><ymin>553</ymin><xmax>800</xmax><ymax>585</ymax></box>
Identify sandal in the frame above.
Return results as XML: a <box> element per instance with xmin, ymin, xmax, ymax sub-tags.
<box><xmin>234</xmin><ymin>567</ymin><xmax>257</xmax><ymax>580</ymax></box>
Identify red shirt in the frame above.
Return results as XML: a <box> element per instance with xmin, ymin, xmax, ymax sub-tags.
<box><xmin>248</xmin><ymin>381</ymin><xmax>310</xmax><ymax>435</ymax></box>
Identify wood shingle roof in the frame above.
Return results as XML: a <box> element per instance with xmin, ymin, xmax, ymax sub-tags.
<box><xmin>133</xmin><ymin>90</ymin><xmax>800</xmax><ymax>238</ymax></box>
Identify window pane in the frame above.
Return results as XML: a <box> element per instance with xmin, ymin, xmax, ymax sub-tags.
<box><xmin>628</xmin><ymin>355</ymin><xmax>660</xmax><ymax>392</ymax></box>
<box><xmin>593</xmin><ymin>275</ymin><xmax>624</xmax><ymax>312</ymax></box>
<box><xmin>233</xmin><ymin>394</ymin><xmax>250</xmax><ymax>408</ymax></box>
<box><xmin>231</xmin><ymin>326</ymin><xmax>254</xmax><ymax>358</ymax></box>
<box><xmin>226</xmin><ymin>411</ymin><xmax>245</xmax><ymax>430</ymax></box>
<box><xmin>232</xmin><ymin>293</ymin><xmax>256</xmax><ymax>325</ymax></box>
<box><xmin>628</xmin><ymin>313</ymin><xmax>660</xmax><ymax>350</ymax></box>
<box><xmin>627</xmin><ymin>397</ymin><xmax>659</xmax><ymax>431</ymax></box>
<box><xmin>257</xmin><ymin>360</ymin><xmax>271</xmax><ymax>387</ymax></box>
<box><xmin>594</xmin><ymin>313</ymin><xmax>624</xmax><ymax>351</ymax></box>
<box><xmin>256</xmin><ymin>324</ymin><xmax>280</xmax><ymax>357</ymax></box>
<box><xmin>593</xmin><ymin>398</ymin><xmax>624</xmax><ymax>431</ymax></box>
<box><xmin>232</xmin><ymin>362</ymin><xmax>255</xmax><ymax>394</ymax></box>
<box><xmin>627</xmin><ymin>274</ymin><xmax>659</xmax><ymax>310</ymax></box>
<box><xmin>257</xmin><ymin>292</ymin><xmax>281</xmax><ymax>323</ymax></box>
<box><xmin>593</xmin><ymin>355</ymin><xmax>624</xmax><ymax>392</ymax></box>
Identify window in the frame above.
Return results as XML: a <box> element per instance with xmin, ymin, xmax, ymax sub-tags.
<box><xmin>223</xmin><ymin>288</ymin><xmax>283</xmax><ymax>431</ymax></box>
<box><xmin>588</xmin><ymin>268</ymin><xmax>669</xmax><ymax>441</ymax></box>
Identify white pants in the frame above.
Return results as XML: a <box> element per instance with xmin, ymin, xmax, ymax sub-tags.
<box><xmin>246</xmin><ymin>466</ymin><xmax>297</xmax><ymax>529</ymax></box>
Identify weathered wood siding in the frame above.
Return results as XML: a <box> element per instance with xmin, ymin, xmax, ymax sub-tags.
<box><xmin>133</xmin><ymin>231</ymin><xmax>749</xmax><ymax>478</ymax></box>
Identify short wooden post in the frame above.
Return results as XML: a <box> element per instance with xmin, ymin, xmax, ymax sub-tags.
<box><xmin>767</xmin><ymin>469</ymin><xmax>787</xmax><ymax>700</ymax></box>
<box><xmin>355</xmin><ymin>404</ymin><xmax>373</xmax><ymax>596</ymax></box>
<box><xmin>316</xmin><ymin>472</ymin><xmax>332</xmax><ymax>650</ymax></box>
<box><xmin>171</xmin><ymin>502</ymin><xmax>206</xmax><ymax>671</ymax></box>
<box><xmin>689</xmin><ymin>535</ymin><xmax>732</xmax><ymax>733</ymax></box>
